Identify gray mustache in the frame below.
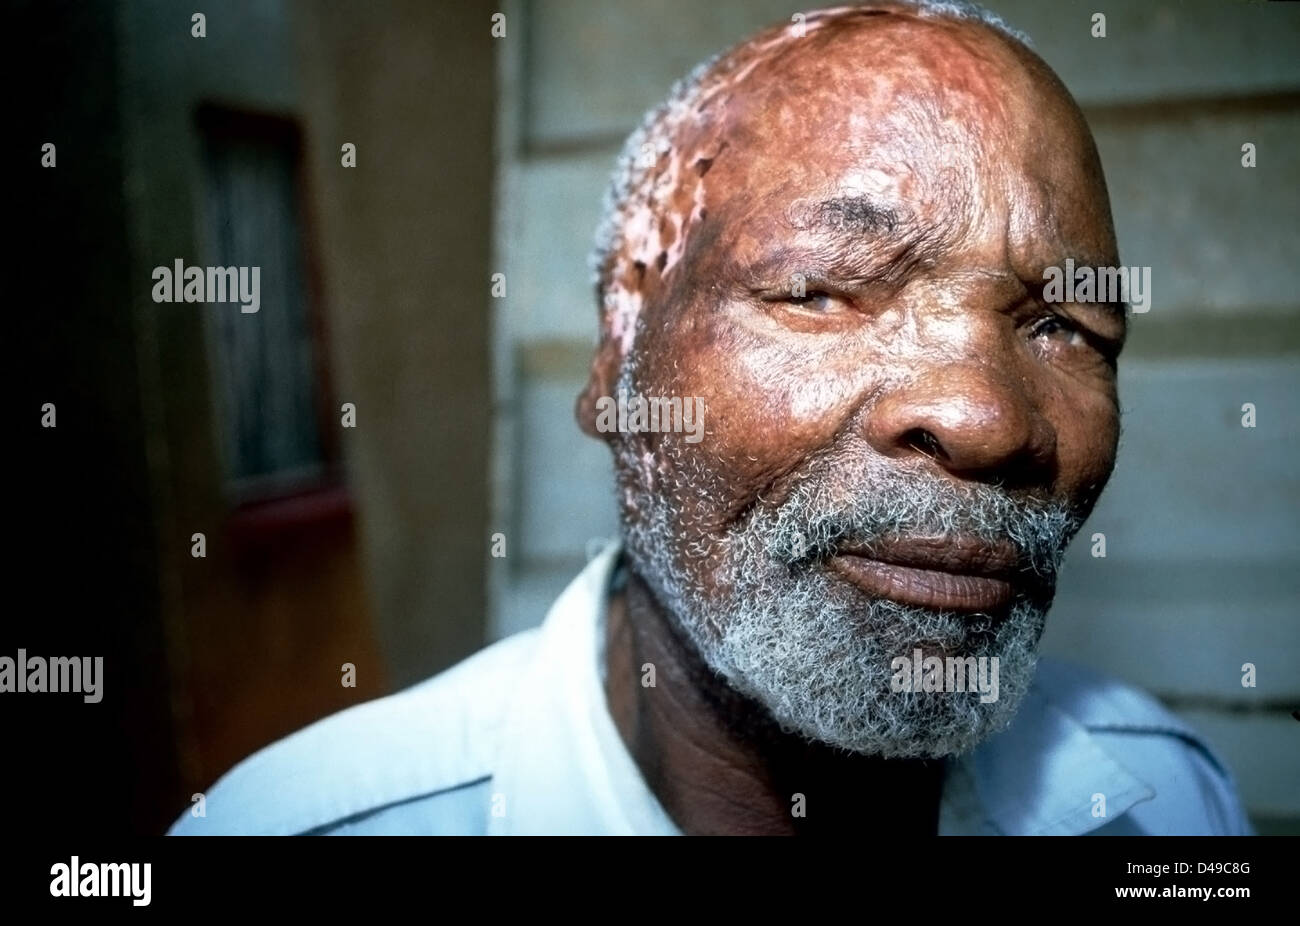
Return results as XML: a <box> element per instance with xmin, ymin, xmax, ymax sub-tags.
<box><xmin>758</xmin><ymin>468</ymin><xmax>1084</xmax><ymax>580</ymax></box>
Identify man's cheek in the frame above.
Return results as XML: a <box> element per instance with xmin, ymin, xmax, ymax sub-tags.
<box><xmin>640</xmin><ymin>314</ymin><xmax>867</xmax><ymax>496</ymax></box>
<box><xmin>652</xmin><ymin>382</ymin><xmax>850</xmax><ymax>531</ymax></box>
<box><xmin>1052</xmin><ymin>398</ymin><xmax>1120</xmax><ymax>502</ymax></box>
<box><xmin>693</xmin><ymin>365</ymin><xmax>862</xmax><ymax>460</ymax></box>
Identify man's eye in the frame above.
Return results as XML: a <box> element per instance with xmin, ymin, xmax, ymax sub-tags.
<box><xmin>785</xmin><ymin>290</ymin><xmax>835</xmax><ymax>311</ymax></box>
<box><xmin>1030</xmin><ymin>313</ymin><xmax>1086</xmax><ymax>347</ymax></box>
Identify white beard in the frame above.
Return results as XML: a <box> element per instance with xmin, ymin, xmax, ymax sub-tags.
<box><xmin>617</xmin><ymin>438</ymin><xmax>1083</xmax><ymax>758</ymax></box>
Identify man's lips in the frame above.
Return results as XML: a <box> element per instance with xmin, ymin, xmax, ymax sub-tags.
<box><xmin>827</xmin><ymin>536</ymin><xmax>1024</xmax><ymax>612</ymax></box>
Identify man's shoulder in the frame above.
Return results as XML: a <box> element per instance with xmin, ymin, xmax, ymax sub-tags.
<box><xmin>1032</xmin><ymin>657</ymin><xmax>1252</xmax><ymax>835</ymax></box>
<box><xmin>168</xmin><ymin>629</ymin><xmax>540</xmax><ymax>836</ymax></box>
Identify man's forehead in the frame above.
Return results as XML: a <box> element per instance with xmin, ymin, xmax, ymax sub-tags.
<box><xmin>711</xmin><ymin>19</ymin><xmax>1050</xmax><ymax>172</ymax></box>
<box><xmin>713</xmin><ymin>8</ymin><xmax>1032</xmax><ymax>122</ymax></box>
<box><xmin>677</xmin><ymin>15</ymin><xmax>1111</xmax><ymax>270</ymax></box>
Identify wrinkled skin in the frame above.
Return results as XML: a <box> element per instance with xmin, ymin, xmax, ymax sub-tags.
<box><xmin>577</xmin><ymin>6</ymin><xmax>1125</xmax><ymax>835</ymax></box>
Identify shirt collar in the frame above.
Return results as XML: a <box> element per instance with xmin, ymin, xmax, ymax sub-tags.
<box><xmin>944</xmin><ymin>682</ymin><xmax>1156</xmax><ymax>834</ymax></box>
<box><xmin>488</xmin><ymin>540</ymin><xmax>680</xmax><ymax>834</ymax></box>
<box><xmin>491</xmin><ymin>542</ymin><xmax>1155</xmax><ymax>835</ymax></box>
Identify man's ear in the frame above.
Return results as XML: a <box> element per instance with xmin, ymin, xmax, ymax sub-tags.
<box><xmin>576</xmin><ymin>335</ymin><xmax>623</xmax><ymax>440</ymax></box>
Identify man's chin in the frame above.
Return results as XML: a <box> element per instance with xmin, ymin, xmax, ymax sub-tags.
<box><xmin>687</xmin><ymin>589</ymin><xmax>1048</xmax><ymax>760</ymax></box>
<box><xmin>740</xmin><ymin>667</ymin><xmax>1040</xmax><ymax>760</ymax></box>
<box><xmin>619</xmin><ymin>499</ymin><xmax>1055</xmax><ymax>761</ymax></box>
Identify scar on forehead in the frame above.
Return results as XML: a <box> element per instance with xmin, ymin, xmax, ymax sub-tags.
<box><xmin>611</xmin><ymin>134</ymin><xmax>725</xmax><ymax>337</ymax></box>
<box><xmin>606</xmin><ymin>7</ymin><xmax>924</xmax><ymax>351</ymax></box>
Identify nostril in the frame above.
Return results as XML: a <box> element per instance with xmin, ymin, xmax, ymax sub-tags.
<box><xmin>902</xmin><ymin>427</ymin><xmax>946</xmax><ymax>461</ymax></box>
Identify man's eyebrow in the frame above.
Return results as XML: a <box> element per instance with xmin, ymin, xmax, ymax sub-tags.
<box><xmin>1027</xmin><ymin>258</ymin><xmax>1133</xmax><ymax>326</ymax></box>
<box><xmin>728</xmin><ymin>194</ymin><xmax>923</xmax><ymax>281</ymax></box>
<box><xmin>789</xmin><ymin>195</ymin><xmax>906</xmax><ymax>240</ymax></box>
<box><xmin>723</xmin><ymin>195</ymin><xmax>937</xmax><ymax>290</ymax></box>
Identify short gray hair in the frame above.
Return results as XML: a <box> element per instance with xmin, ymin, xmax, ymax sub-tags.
<box><xmin>588</xmin><ymin>2</ymin><xmax>1032</xmax><ymax>308</ymax></box>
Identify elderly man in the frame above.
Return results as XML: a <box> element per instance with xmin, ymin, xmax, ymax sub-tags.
<box><xmin>171</xmin><ymin>1</ymin><xmax>1249</xmax><ymax>836</ymax></box>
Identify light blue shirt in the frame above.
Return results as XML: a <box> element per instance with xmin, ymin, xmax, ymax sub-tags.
<box><xmin>170</xmin><ymin>543</ymin><xmax>1251</xmax><ymax>836</ymax></box>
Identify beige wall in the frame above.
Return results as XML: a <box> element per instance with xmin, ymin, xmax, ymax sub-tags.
<box><xmin>297</xmin><ymin>0</ymin><xmax>497</xmax><ymax>688</ymax></box>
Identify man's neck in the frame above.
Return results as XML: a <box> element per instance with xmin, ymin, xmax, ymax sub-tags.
<box><xmin>603</xmin><ymin>563</ymin><xmax>946</xmax><ymax>835</ymax></box>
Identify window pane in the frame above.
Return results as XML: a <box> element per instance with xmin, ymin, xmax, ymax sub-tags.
<box><xmin>200</xmin><ymin>121</ymin><xmax>323</xmax><ymax>487</ymax></box>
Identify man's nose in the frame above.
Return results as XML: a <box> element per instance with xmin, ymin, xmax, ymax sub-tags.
<box><xmin>861</xmin><ymin>365</ymin><xmax>1057</xmax><ymax>487</ymax></box>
